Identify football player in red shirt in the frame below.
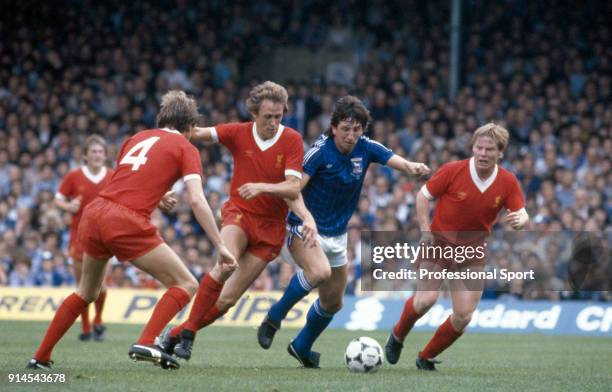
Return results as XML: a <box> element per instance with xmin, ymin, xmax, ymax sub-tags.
<box><xmin>385</xmin><ymin>123</ymin><xmax>529</xmax><ymax>370</ymax></box>
<box><xmin>55</xmin><ymin>135</ymin><xmax>113</xmax><ymax>342</ymax></box>
<box><xmin>162</xmin><ymin>81</ymin><xmax>317</xmax><ymax>360</ymax></box>
<box><xmin>28</xmin><ymin>91</ymin><xmax>237</xmax><ymax>370</ymax></box>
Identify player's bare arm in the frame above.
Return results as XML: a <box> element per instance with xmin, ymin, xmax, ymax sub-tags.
<box><xmin>190</xmin><ymin>126</ymin><xmax>216</xmax><ymax>143</ymax></box>
<box><xmin>184</xmin><ymin>177</ymin><xmax>237</xmax><ymax>271</ymax></box>
<box><xmin>386</xmin><ymin>155</ymin><xmax>430</xmax><ymax>176</ymax></box>
<box><xmin>283</xmin><ymin>173</ymin><xmax>317</xmax><ymax>245</ymax></box>
<box><xmin>504</xmin><ymin>208</ymin><xmax>529</xmax><ymax>230</ymax></box>
<box><xmin>238</xmin><ymin>175</ymin><xmax>301</xmax><ymax>200</ymax></box>
<box><xmin>416</xmin><ymin>189</ymin><xmax>434</xmax><ymax>244</ymax></box>
<box><xmin>54</xmin><ymin>195</ymin><xmax>82</xmax><ymax>214</ymax></box>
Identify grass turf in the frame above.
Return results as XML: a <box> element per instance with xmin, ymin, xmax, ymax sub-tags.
<box><xmin>1</xmin><ymin>320</ymin><xmax>610</xmax><ymax>392</ymax></box>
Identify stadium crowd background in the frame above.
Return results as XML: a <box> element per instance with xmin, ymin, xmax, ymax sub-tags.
<box><xmin>0</xmin><ymin>0</ymin><xmax>610</xmax><ymax>301</ymax></box>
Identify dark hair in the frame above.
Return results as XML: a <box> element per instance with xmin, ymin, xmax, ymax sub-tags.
<box><xmin>156</xmin><ymin>90</ymin><xmax>199</xmax><ymax>133</ymax></box>
<box><xmin>325</xmin><ymin>95</ymin><xmax>371</xmax><ymax>137</ymax></box>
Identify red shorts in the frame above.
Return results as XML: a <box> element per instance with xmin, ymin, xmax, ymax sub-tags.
<box><xmin>221</xmin><ymin>201</ymin><xmax>285</xmax><ymax>262</ymax></box>
<box><xmin>68</xmin><ymin>237</ymin><xmax>84</xmax><ymax>263</ymax></box>
<box><xmin>78</xmin><ymin>198</ymin><xmax>163</xmax><ymax>262</ymax></box>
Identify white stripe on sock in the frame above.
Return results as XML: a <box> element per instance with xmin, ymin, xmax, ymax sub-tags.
<box><xmin>297</xmin><ymin>270</ymin><xmax>313</xmax><ymax>291</ymax></box>
<box><xmin>313</xmin><ymin>299</ymin><xmax>333</xmax><ymax>318</ymax></box>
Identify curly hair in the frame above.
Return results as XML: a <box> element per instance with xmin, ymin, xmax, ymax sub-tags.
<box><xmin>246</xmin><ymin>81</ymin><xmax>288</xmax><ymax>114</ymax></box>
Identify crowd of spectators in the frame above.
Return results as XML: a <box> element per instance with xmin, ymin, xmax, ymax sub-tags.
<box><xmin>0</xmin><ymin>0</ymin><xmax>610</xmax><ymax>300</ymax></box>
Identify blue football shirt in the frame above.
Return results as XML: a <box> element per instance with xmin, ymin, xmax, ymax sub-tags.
<box><xmin>288</xmin><ymin>135</ymin><xmax>393</xmax><ymax>236</ymax></box>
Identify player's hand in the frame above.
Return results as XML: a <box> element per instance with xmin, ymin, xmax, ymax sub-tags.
<box><xmin>238</xmin><ymin>183</ymin><xmax>264</xmax><ymax>200</ymax></box>
<box><xmin>217</xmin><ymin>244</ymin><xmax>238</xmax><ymax>273</ymax></box>
<box><xmin>158</xmin><ymin>190</ymin><xmax>177</xmax><ymax>212</ymax></box>
<box><xmin>407</xmin><ymin>162</ymin><xmax>431</xmax><ymax>176</ymax></box>
<box><xmin>68</xmin><ymin>196</ymin><xmax>82</xmax><ymax>213</ymax></box>
<box><xmin>301</xmin><ymin>216</ymin><xmax>318</xmax><ymax>248</ymax></box>
<box><xmin>504</xmin><ymin>209</ymin><xmax>528</xmax><ymax>230</ymax></box>
<box><xmin>419</xmin><ymin>230</ymin><xmax>434</xmax><ymax>246</ymax></box>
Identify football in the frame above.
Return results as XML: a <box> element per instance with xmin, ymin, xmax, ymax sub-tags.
<box><xmin>344</xmin><ymin>337</ymin><xmax>384</xmax><ymax>373</ymax></box>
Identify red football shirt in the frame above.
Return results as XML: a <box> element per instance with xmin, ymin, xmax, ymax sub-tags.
<box><xmin>56</xmin><ymin>166</ymin><xmax>114</xmax><ymax>245</ymax></box>
<box><xmin>213</xmin><ymin>122</ymin><xmax>303</xmax><ymax>222</ymax></box>
<box><xmin>422</xmin><ymin>158</ymin><xmax>525</xmax><ymax>232</ymax></box>
<box><xmin>99</xmin><ymin>128</ymin><xmax>203</xmax><ymax>217</ymax></box>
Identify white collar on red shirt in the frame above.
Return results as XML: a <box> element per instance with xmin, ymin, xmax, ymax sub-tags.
<box><xmin>469</xmin><ymin>157</ymin><xmax>498</xmax><ymax>193</ymax></box>
<box><xmin>81</xmin><ymin>166</ymin><xmax>107</xmax><ymax>184</ymax></box>
<box><xmin>160</xmin><ymin>127</ymin><xmax>181</xmax><ymax>134</ymax></box>
<box><xmin>253</xmin><ymin>123</ymin><xmax>285</xmax><ymax>151</ymax></box>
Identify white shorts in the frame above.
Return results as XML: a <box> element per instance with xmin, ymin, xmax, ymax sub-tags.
<box><xmin>282</xmin><ymin>224</ymin><xmax>348</xmax><ymax>268</ymax></box>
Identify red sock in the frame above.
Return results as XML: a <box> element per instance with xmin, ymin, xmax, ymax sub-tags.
<box><xmin>183</xmin><ymin>274</ymin><xmax>224</xmax><ymax>332</ymax></box>
<box><xmin>81</xmin><ymin>304</ymin><xmax>91</xmax><ymax>334</ymax></box>
<box><xmin>170</xmin><ymin>274</ymin><xmax>223</xmax><ymax>337</ymax></box>
<box><xmin>93</xmin><ymin>290</ymin><xmax>107</xmax><ymax>325</ymax></box>
<box><xmin>34</xmin><ymin>293</ymin><xmax>87</xmax><ymax>363</ymax></box>
<box><xmin>137</xmin><ymin>287</ymin><xmax>191</xmax><ymax>345</ymax></box>
<box><xmin>392</xmin><ymin>296</ymin><xmax>423</xmax><ymax>342</ymax></box>
<box><xmin>419</xmin><ymin>316</ymin><xmax>463</xmax><ymax>359</ymax></box>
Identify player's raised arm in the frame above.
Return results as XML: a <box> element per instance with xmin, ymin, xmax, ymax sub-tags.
<box><xmin>386</xmin><ymin>154</ymin><xmax>430</xmax><ymax>176</ymax></box>
<box><xmin>190</xmin><ymin>126</ymin><xmax>217</xmax><ymax>143</ymax></box>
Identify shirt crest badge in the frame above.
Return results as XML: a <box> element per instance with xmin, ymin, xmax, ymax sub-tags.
<box><xmin>350</xmin><ymin>157</ymin><xmax>363</xmax><ymax>177</ymax></box>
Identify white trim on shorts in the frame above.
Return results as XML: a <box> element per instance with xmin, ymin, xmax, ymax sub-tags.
<box><xmin>283</xmin><ymin>224</ymin><xmax>348</xmax><ymax>268</ymax></box>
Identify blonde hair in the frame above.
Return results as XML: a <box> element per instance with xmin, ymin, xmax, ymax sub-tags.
<box><xmin>156</xmin><ymin>90</ymin><xmax>199</xmax><ymax>133</ymax></box>
<box><xmin>246</xmin><ymin>81</ymin><xmax>288</xmax><ymax>114</ymax></box>
<box><xmin>84</xmin><ymin>134</ymin><xmax>106</xmax><ymax>154</ymax></box>
<box><xmin>471</xmin><ymin>123</ymin><xmax>510</xmax><ymax>152</ymax></box>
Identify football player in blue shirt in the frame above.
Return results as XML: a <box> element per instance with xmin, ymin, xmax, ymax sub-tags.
<box><xmin>257</xmin><ymin>95</ymin><xmax>430</xmax><ymax>367</ymax></box>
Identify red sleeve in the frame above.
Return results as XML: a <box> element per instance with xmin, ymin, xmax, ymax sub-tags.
<box><xmin>284</xmin><ymin>131</ymin><xmax>304</xmax><ymax>175</ymax></box>
<box><xmin>425</xmin><ymin>163</ymin><xmax>453</xmax><ymax>198</ymax></box>
<box><xmin>215</xmin><ymin>123</ymin><xmax>241</xmax><ymax>152</ymax></box>
<box><xmin>180</xmin><ymin>142</ymin><xmax>203</xmax><ymax>179</ymax></box>
<box><xmin>504</xmin><ymin>174</ymin><xmax>525</xmax><ymax>211</ymax></box>
<box><xmin>57</xmin><ymin>172</ymin><xmax>75</xmax><ymax>198</ymax></box>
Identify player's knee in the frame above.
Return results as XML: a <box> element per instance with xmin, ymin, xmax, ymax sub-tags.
<box><xmin>306</xmin><ymin>264</ymin><xmax>331</xmax><ymax>287</ymax></box>
<box><xmin>179</xmin><ymin>276</ymin><xmax>198</xmax><ymax>297</ymax></box>
<box><xmin>452</xmin><ymin>311</ymin><xmax>473</xmax><ymax>329</ymax></box>
<box><xmin>216</xmin><ymin>296</ymin><xmax>238</xmax><ymax>313</ymax></box>
<box><xmin>76</xmin><ymin>289</ymin><xmax>98</xmax><ymax>304</ymax></box>
<box><xmin>414</xmin><ymin>292</ymin><xmax>438</xmax><ymax>313</ymax></box>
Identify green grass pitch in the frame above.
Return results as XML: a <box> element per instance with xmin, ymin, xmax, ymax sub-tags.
<box><xmin>1</xmin><ymin>320</ymin><xmax>610</xmax><ymax>392</ymax></box>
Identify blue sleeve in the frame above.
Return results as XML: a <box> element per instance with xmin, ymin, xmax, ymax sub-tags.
<box><xmin>364</xmin><ymin>137</ymin><xmax>393</xmax><ymax>165</ymax></box>
<box><xmin>302</xmin><ymin>144</ymin><xmax>325</xmax><ymax>177</ymax></box>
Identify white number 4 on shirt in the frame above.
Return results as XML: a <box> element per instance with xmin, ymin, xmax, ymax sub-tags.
<box><xmin>119</xmin><ymin>137</ymin><xmax>160</xmax><ymax>171</ymax></box>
